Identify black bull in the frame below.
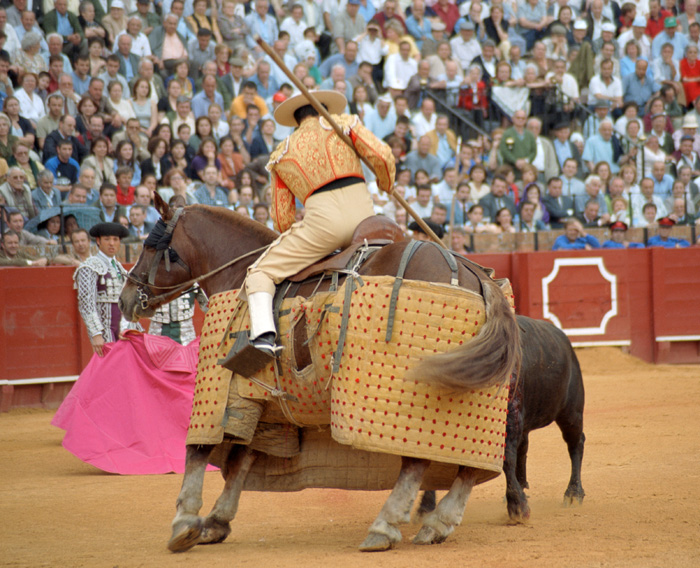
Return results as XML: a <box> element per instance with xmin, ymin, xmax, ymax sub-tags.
<box><xmin>420</xmin><ymin>315</ymin><xmax>586</xmax><ymax>521</ymax></box>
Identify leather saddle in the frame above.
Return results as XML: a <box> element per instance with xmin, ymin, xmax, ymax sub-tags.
<box><xmin>287</xmin><ymin>215</ymin><xmax>406</xmax><ymax>282</ymax></box>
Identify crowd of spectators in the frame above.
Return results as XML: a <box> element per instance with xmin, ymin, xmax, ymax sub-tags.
<box><xmin>1</xmin><ymin>0</ymin><xmax>700</xmax><ymax>266</ymax></box>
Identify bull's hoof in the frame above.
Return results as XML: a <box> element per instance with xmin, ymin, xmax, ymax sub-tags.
<box><xmin>359</xmin><ymin>533</ymin><xmax>394</xmax><ymax>552</ymax></box>
<box><xmin>507</xmin><ymin>503</ymin><xmax>531</xmax><ymax>523</ymax></box>
<box><xmin>563</xmin><ymin>489</ymin><xmax>585</xmax><ymax>507</ymax></box>
<box><xmin>168</xmin><ymin>518</ymin><xmax>203</xmax><ymax>553</ymax></box>
<box><xmin>413</xmin><ymin>525</ymin><xmax>446</xmax><ymax>545</ymax></box>
<box><xmin>199</xmin><ymin>517</ymin><xmax>231</xmax><ymax>545</ymax></box>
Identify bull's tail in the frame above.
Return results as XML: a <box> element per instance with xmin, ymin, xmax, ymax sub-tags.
<box><xmin>405</xmin><ymin>278</ymin><xmax>521</xmax><ymax>390</ymax></box>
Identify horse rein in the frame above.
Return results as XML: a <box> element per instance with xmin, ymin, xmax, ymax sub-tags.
<box><xmin>125</xmin><ymin>208</ymin><xmax>268</xmax><ymax>310</ymax></box>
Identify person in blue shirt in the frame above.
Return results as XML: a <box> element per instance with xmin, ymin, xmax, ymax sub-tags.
<box><xmin>45</xmin><ymin>139</ymin><xmax>80</xmax><ymax>190</ymax></box>
<box><xmin>552</xmin><ymin>219</ymin><xmax>601</xmax><ymax>250</ymax></box>
<box><xmin>602</xmin><ymin>221</ymin><xmax>645</xmax><ymax>248</ymax></box>
<box><xmin>647</xmin><ymin>217</ymin><xmax>691</xmax><ymax>248</ymax></box>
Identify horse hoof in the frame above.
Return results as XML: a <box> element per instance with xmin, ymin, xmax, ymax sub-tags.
<box><xmin>413</xmin><ymin>525</ymin><xmax>446</xmax><ymax>545</ymax></box>
<box><xmin>199</xmin><ymin>518</ymin><xmax>232</xmax><ymax>545</ymax></box>
<box><xmin>168</xmin><ymin>518</ymin><xmax>203</xmax><ymax>553</ymax></box>
<box><xmin>359</xmin><ymin>533</ymin><xmax>394</xmax><ymax>552</ymax></box>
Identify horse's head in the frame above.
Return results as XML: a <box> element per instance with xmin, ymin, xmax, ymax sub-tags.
<box><xmin>119</xmin><ymin>193</ymin><xmax>195</xmax><ymax>321</ymax></box>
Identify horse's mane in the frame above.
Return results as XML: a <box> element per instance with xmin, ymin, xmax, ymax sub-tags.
<box><xmin>188</xmin><ymin>204</ymin><xmax>278</xmax><ymax>245</ymax></box>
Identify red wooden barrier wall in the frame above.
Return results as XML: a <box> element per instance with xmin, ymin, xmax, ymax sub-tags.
<box><xmin>1</xmin><ymin>248</ymin><xmax>699</xmax><ymax>409</ymax></box>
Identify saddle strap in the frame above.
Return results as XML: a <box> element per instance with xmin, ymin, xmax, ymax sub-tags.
<box><xmin>332</xmin><ymin>271</ymin><xmax>359</xmax><ymax>375</ymax></box>
<box><xmin>426</xmin><ymin>241</ymin><xmax>460</xmax><ymax>286</ymax></box>
<box><xmin>385</xmin><ymin>240</ymin><xmax>424</xmax><ymax>342</ymax></box>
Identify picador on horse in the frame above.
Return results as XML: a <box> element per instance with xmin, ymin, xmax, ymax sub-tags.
<box><xmin>226</xmin><ymin>89</ymin><xmax>396</xmax><ymax>374</ymax></box>
<box><xmin>119</xmin><ymin>82</ymin><xmax>521</xmax><ymax>553</ymax></box>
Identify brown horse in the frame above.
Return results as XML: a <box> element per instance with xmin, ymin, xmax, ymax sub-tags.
<box><xmin>119</xmin><ymin>195</ymin><xmax>520</xmax><ymax>553</ymax></box>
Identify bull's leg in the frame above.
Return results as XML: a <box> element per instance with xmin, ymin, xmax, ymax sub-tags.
<box><xmin>558</xmin><ymin>416</ymin><xmax>586</xmax><ymax>505</ymax></box>
<box><xmin>168</xmin><ymin>444</ymin><xmax>215</xmax><ymax>553</ymax></box>
<box><xmin>359</xmin><ymin>457</ymin><xmax>430</xmax><ymax>552</ymax></box>
<box><xmin>413</xmin><ymin>466</ymin><xmax>478</xmax><ymax>545</ymax></box>
<box><xmin>199</xmin><ymin>445</ymin><xmax>258</xmax><ymax>545</ymax></box>
<box><xmin>415</xmin><ymin>490</ymin><xmax>437</xmax><ymax>522</ymax></box>
<box><xmin>515</xmin><ymin>433</ymin><xmax>530</xmax><ymax>489</ymax></box>
<box><xmin>505</xmin><ymin>407</ymin><xmax>530</xmax><ymax>521</ymax></box>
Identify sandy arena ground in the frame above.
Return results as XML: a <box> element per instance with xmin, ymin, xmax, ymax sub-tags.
<box><xmin>1</xmin><ymin>347</ymin><xmax>699</xmax><ymax>568</ymax></box>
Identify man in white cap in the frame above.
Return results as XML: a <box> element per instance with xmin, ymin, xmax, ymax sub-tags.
<box><xmin>103</xmin><ymin>1</ymin><xmax>129</xmax><ymax>46</ymax></box>
<box><xmin>422</xmin><ymin>19</ymin><xmax>446</xmax><ymax>57</ymax></box>
<box><xmin>618</xmin><ymin>15</ymin><xmax>652</xmax><ymax>58</ymax></box>
<box><xmin>227</xmin><ymin>91</ymin><xmax>395</xmax><ymax>371</ymax></box>
<box><xmin>593</xmin><ymin>21</ymin><xmax>619</xmax><ymax>55</ymax></box>
<box><xmin>673</xmin><ymin>112</ymin><xmax>700</xmax><ymax>152</ymax></box>
<box><xmin>450</xmin><ymin>21</ymin><xmax>480</xmax><ymax>73</ymax></box>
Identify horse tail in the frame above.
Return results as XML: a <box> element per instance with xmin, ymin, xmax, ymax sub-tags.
<box><xmin>405</xmin><ymin>277</ymin><xmax>521</xmax><ymax>391</ymax></box>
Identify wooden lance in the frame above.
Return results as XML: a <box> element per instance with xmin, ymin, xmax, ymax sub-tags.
<box><xmin>254</xmin><ymin>36</ymin><xmax>447</xmax><ymax>249</ymax></box>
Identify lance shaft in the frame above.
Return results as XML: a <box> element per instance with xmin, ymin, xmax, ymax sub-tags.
<box><xmin>255</xmin><ymin>36</ymin><xmax>446</xmax><ymax>249</ymax></box>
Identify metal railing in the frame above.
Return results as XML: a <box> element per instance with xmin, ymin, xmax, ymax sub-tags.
<box><xmin>423</xmin><ymin>87</ymin><xmax>492</xmax><ymax>141</ymax></box>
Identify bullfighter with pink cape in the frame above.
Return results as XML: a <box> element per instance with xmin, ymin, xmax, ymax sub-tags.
<box><xmin>52</xmin><ymin>332</ymin><xmax>211</xmax><ymax>475</ymax></box>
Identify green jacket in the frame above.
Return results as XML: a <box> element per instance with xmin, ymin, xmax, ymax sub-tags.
<box><xmin>499</xmin><ymin>127</ymin><xmax>537</xmax><ymax>168</ymax></box>
<box><xmin>92</xmin><ymin>0</ymin><xmax>111</xmax><ymax>23</ymax></box>
<box><xmin>43</xmin><ymin>9</ymin><xmax>85</xmax><ymax>40</ymax></box>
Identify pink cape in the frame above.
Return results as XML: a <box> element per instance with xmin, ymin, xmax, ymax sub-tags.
<box><xmin>52</xmin><ymin>333</ymin><xmax>216</xmax><ymax>475</ymax></box>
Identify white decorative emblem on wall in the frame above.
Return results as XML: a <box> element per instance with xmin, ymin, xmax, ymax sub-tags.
<box><xmin>541</xmin><ymin>257</ymin><xmax>618</xmax><ymax>336</ymax></box>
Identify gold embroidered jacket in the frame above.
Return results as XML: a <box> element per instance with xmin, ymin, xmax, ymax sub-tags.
<box><xmin>266</xmin><ymin>114</ymin><xmax>396</xmax><ymax>232</ymax></box>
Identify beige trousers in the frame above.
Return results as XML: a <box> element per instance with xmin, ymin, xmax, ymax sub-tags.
<box><xmin>246</xmin><ymin>182</ymin><xmax>376</xmax><ymax>296</ymax></box>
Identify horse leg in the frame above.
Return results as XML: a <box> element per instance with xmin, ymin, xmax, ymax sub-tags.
<box><xmin>558</xmin><ymin>416</ymin><xmax>586</xmax><ymax>506</ymax></box>
<box><xmin>168</xmin><ymin>444</ymin><xmax>214</xmax><ymax>553</ymax></box>
<box><xmin>199</xmin><ymin>445</ymin><xmax>257</xmax><ymax>545</ymax></box>
<box><xmin>359</xmin><ymin>457</ymin><xmax>429</xmax><ymax>552</ymax></box>
<box><xmin>413</xmin><ymin>466</ymin><xmax>479</xmax><ymax>545</ymax></box>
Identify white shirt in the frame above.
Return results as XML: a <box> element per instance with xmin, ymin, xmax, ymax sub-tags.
<box><xmin>383</xmin><ymin>52</ymin><xmax>418</xmax><ymax>90</ymax></box>
<box><xmin>632</xmin><ymin>193</ymin><xmax>667</xmax><ymax>225</ymax></box>
<box><xmin>114</xmin><ymin>31</ymin><xmax>152</xmax><ymax>58</ymax></box>
<box><xmin>545</xmin><ymin>71</ymin><xmax>580</xmax><ymax>102</ymax></box>
<box><xmin>532</xmin><ymin>137</ymin><xmax>546</xmax><ymax>172</ymax></box>
<box><xmin>587</xmin><ymin>75</ymin><xmax>622</xmax><ymax>105</ymax></box>
<box><xmin>280</xmin><ymin>17</ymin><xmax>307</xmax><ymax>48</ymax></box>
<box><xmin>614</xmin><ymin>116</ymin><xmax>643</xmax><ymax>137</ymax></box>
<box><xmin>412</xmin><ymin>200</ymin><xmax>433</xmax><ymax>218</ymax></box>
<box><xmin>432</xmin><ymin>180</ymin><xmax>456</xmax><ymax>205</ymax></box>
<box><xmin>15</xmin><ymin>88</ymin><xmax>45</xmax><ymax>122</ymax></box>
<box><xmin>450</xmin><ymin>36</ymin><xmax>481</xmax><ymax>72</ymax></box>
<box><xmin>411</xmin><ymin>112</ymin><xmax>437</xmax><ymax>138</ymax></box>
<box><xmin>3</xmin><ymin>23</ymin><xmax>20</xmax><ymax>57</ymax></box>
<box><xmin>355</xmin><ymin>34</ymin><xmax>387</xmax><ymax>65</ymax></box>
<box><xmin>618</xmin><ymin>29</ymin><xmax>651</xmax><ymax>59</ymax></box>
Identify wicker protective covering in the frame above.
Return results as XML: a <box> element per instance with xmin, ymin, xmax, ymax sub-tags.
<box><xmin>190</xmin><ymin>276</ymin><xmax>510</xmax><ymax>479</ymax></box>
<box><xmin>327</xmin><ymin>276</ymin><xmax>509</xmax><ymax>473</ymax></box>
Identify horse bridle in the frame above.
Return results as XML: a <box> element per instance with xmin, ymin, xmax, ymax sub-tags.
<box><xmin>126</xmin><ymin>207</ymin><xmax>194</xmax><ymax>310</ymax></box>
<box><xmin>125</xmin><ymin>208</ymin><xmax>268</xmax><ymax>311</ymax></box>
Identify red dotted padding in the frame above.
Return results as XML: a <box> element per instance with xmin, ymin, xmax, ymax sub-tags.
<box><xmin>329</xmin><ymin>276</ymin><xmax>509</xmax><ymax>473</ymax></box>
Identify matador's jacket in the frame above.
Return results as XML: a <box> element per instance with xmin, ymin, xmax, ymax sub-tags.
<box><xmin>266</xmin><ymin>113</ymin><xmax>396</xmax><ymax>232</ymax></box>
<box><xmin>74</xmin><ymin>251</ymin><xmax>139</xmax><ymax>343</ymax></box>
